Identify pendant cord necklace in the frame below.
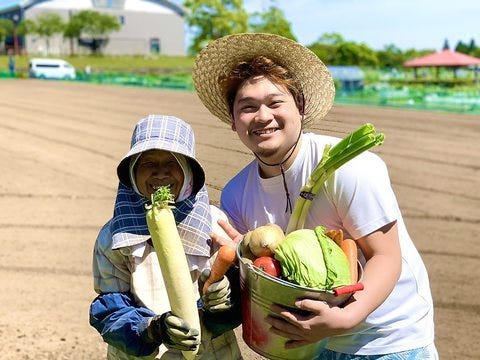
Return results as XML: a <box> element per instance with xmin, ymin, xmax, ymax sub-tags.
<box><xmin>254</xmin><ymin>128</ymin><xmax>302</xmax><ymax>214</ymax></box>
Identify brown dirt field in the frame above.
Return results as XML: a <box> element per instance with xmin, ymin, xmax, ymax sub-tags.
<box><xmin>0</xmin><ymin>79</ymin><xmax>478</xmax><ymax>360</ymax></box>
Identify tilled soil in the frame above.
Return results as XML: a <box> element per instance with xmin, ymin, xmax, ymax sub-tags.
<box><xmin>0</xmin><ymin>79</ymin><xmax>478</xmax><ymax>359</ymax></box>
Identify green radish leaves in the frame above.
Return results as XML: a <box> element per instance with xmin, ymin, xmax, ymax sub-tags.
<box><xmin>146</xmin><ymin>185</ymin><xmax>175</xmax><ymax>211</ymax></box>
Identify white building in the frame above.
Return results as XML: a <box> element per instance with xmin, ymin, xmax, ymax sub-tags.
<box><xmin>0</xmin><ymin>0</ymin><xmax>186</xmax><ymax>55</ymax></box>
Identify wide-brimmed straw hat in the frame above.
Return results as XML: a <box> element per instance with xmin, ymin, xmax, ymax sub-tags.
<box><xmin>192</xmin><ymin>33</ymin><xmax>335</xmax><ymax>127</ymax></box>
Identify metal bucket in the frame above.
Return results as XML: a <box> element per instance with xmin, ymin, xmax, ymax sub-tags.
<box><xmin>237</xmin><ymin>240</ymin><xmax>363</xmax><ymax>360</ymax></box>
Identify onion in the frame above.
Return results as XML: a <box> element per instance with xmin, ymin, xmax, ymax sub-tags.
<box><xmin>246</xmin><ymin>223</ymin><xmax>285</xmax><ymax>257</ymax></box>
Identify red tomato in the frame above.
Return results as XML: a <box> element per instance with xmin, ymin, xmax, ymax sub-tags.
<box><xmin>253</xmin><ymin>256</ymin><xmax>281</xmax><ymax>277</ymax></box>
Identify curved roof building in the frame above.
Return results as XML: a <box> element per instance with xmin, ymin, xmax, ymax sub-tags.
<box><xmin>0</xmin><ymin>0</ymin><xmax>186</xmax><ymax>55</ymax></box>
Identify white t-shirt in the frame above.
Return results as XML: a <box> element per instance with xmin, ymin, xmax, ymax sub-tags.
<box><xmin>221</xmin><ymin>132</ymin><xmax>435</xmax><ymax>355</ymax></box>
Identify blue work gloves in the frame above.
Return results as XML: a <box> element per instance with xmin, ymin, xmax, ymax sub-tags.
<box><xmin>147</xmin><ymin>312</ymin><xmax>200</xmax><ymax>352</ymax></box>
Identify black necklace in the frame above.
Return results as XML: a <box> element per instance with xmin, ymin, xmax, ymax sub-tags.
<box><xmin>254</xmin><ymin>128</ymin><xmax>302</xmax><ymax>214</ymax></box>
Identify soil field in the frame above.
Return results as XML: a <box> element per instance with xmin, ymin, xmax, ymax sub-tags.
<box><xmin>0</xmin><ymin>79</ymin><xmax>479</xmax><ymax>360</ymax></box>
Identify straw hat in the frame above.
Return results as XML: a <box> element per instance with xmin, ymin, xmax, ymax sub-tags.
<box><xmin>192</xmin><ymin>33</ymin><xmax>335</xmax><ymax>127</ymax></box>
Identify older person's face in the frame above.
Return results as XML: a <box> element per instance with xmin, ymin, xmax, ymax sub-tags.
<box><xmin>232</xmin><ymin>76</ymin><xmax>302</xmax><ymax>165</ymax></box>
<box><xmin>135</xmin><ymin>150</ymin><xmax>184</xmax><ymax>199</ymax></box>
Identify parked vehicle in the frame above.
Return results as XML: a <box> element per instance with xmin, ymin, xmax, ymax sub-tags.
<box><xmin>29</xmin><ymin>58</ymin><xmax>76</xmax><ymax>80</ymax></box>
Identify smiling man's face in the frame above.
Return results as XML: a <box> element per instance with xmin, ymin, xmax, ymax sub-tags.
<box><xmin>232</xmin><ymin>76</ymin><xmax>302</xmax><ymax>166</ymax></box>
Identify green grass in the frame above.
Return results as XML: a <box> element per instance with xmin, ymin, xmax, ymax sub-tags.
<box><xmin>2</xmin><ymin>54</ymin><xmax>479</xmax><ymax>114</ymax></box>
<box><xmin>0</xmin><ymin>54</ymin><xmax>195</xmax><ymax>74</ymax></box>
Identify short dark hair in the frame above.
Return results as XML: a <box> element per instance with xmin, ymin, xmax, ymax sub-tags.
<box><xmin>220</xmin><ymin>56</ymin><xmax>303</xmax><ymax>117</ymax></box>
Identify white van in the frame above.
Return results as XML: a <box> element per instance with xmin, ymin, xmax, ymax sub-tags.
<box><xmin>29</xmin><ymin>58</ymin><xmax>76</xmax><ymax>80</ymax></box>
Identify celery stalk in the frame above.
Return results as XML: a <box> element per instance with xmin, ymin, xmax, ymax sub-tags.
<box><xmin>285</xmin><ymin>123</ymin><xmax>384</xmax><ymax>234</ymax></box>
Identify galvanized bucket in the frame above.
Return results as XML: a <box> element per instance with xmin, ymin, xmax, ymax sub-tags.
<box><xmin>237</xmin><ymin>240</ymin><xmax>363</xmax><ymax>360</ymax></box>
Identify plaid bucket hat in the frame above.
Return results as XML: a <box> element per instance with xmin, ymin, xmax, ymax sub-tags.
<box><xmin>117</xmin><ymin>114</ymin><xmax>205</xmax><ymax>194</ymax></box>
<box><xmin>112</xmin><ymin>115</ymin><xmax>212</xmax><ymax>256</ymax></box>
<box><xmin>192</xmin><ymin>33</ymin><xmax>335</xmax><ymax>128</ymax></box>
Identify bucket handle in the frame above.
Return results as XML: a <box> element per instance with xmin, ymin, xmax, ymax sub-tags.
<box><xmin>333</xmin><ymin>283</ymin><xmax>364</xmax><ymax>296</ymax></box>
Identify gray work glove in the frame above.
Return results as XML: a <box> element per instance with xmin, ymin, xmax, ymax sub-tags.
<box><xmin>147</xmin><ymin>312</ymin><xmax>200</xmax><ymax>352</ymax></box>
<box><xmin>198</xmin><ymin>268</ymin><xmax>233</xmax><ymax>313</ymax></box>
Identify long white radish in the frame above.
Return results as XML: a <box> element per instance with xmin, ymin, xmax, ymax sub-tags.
<box><xmin>146</xmin><ymin>186</ymin><xmax>200</xmax><ymax>360</ymax></box>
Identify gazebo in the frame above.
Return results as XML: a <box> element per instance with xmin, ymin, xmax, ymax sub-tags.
<box><xmin>403</xmin><ymin>49</ymin><xmax>480</xmax><ymax>79</ymax></box>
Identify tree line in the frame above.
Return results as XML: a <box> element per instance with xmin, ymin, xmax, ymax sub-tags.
<box><xmin>1</xmin><ymin>0</ymin><xmax>479</xmax><ymax>68</ymax></box>
<box><xmin>0</xmin><ymin>10</ymin><xmax>120</xmax><ymax>55</ymax></box>
<box><xmin>181</xmin><ymin>0</ymin><xmax>480</xmax><ymax>68</ymax></box>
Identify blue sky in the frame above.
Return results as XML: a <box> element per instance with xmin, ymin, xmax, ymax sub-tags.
<box><xmin>1</xmin><ymin>0</ymin><xmax>478</xmax><ymax>51</ymax></box>
<box><xmin>173</xmin><ymin>0</ymin><xmax>480</xmax><ymax>51</ymax></box>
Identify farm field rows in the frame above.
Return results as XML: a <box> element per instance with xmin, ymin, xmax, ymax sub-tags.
<box><xmin>0</xmin><ymin>79</ymin><xmax>478</xmax><ymax>359</ymax></box>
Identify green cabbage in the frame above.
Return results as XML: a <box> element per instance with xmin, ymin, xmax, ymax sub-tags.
<box><xmin>274</xmin><ymin>226</ymin><xmax>351</xmax><ymax>290</ymax></box>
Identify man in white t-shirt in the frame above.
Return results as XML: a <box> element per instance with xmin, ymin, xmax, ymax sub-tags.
<box><xmin>192</xmin><ymin>33</ymin><xmax>438</xmax><ymax>359</ymax></box>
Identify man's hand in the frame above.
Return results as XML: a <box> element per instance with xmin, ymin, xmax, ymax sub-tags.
<box><xmin>210</xmin><ymin>219</ymin><xmax>243</xmax><ymax>248</ymax></box>
<box><xmin>199</xmin><ymin>268</ymin><xmax>232</xmax><ymax>312</ymax></box>
<box><xmin>147</xmin><ymin>312</ymin><xmax>200</xmax><ymax>351</ymax></box>
<box><xmin>265</xmin><ymin>299</ymin><xmax>350</xmax><ymax>349</ymax></box>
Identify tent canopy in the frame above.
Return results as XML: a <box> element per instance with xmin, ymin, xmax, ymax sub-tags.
<box><xmin>404</xmin><ymin>49</ymin><xmax>480</xmax><ymax>67</ymax></box>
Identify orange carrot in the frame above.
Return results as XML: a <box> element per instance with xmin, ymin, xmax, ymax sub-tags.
<box><xmin>341</xmin><ymin>239</ymin><xmax>358</xmax><ymax>284</ymax></box>
<box><xmin>203</xmin><ymin>245</ymin><xmax>237</xmax><ymax>294</ymax></box>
